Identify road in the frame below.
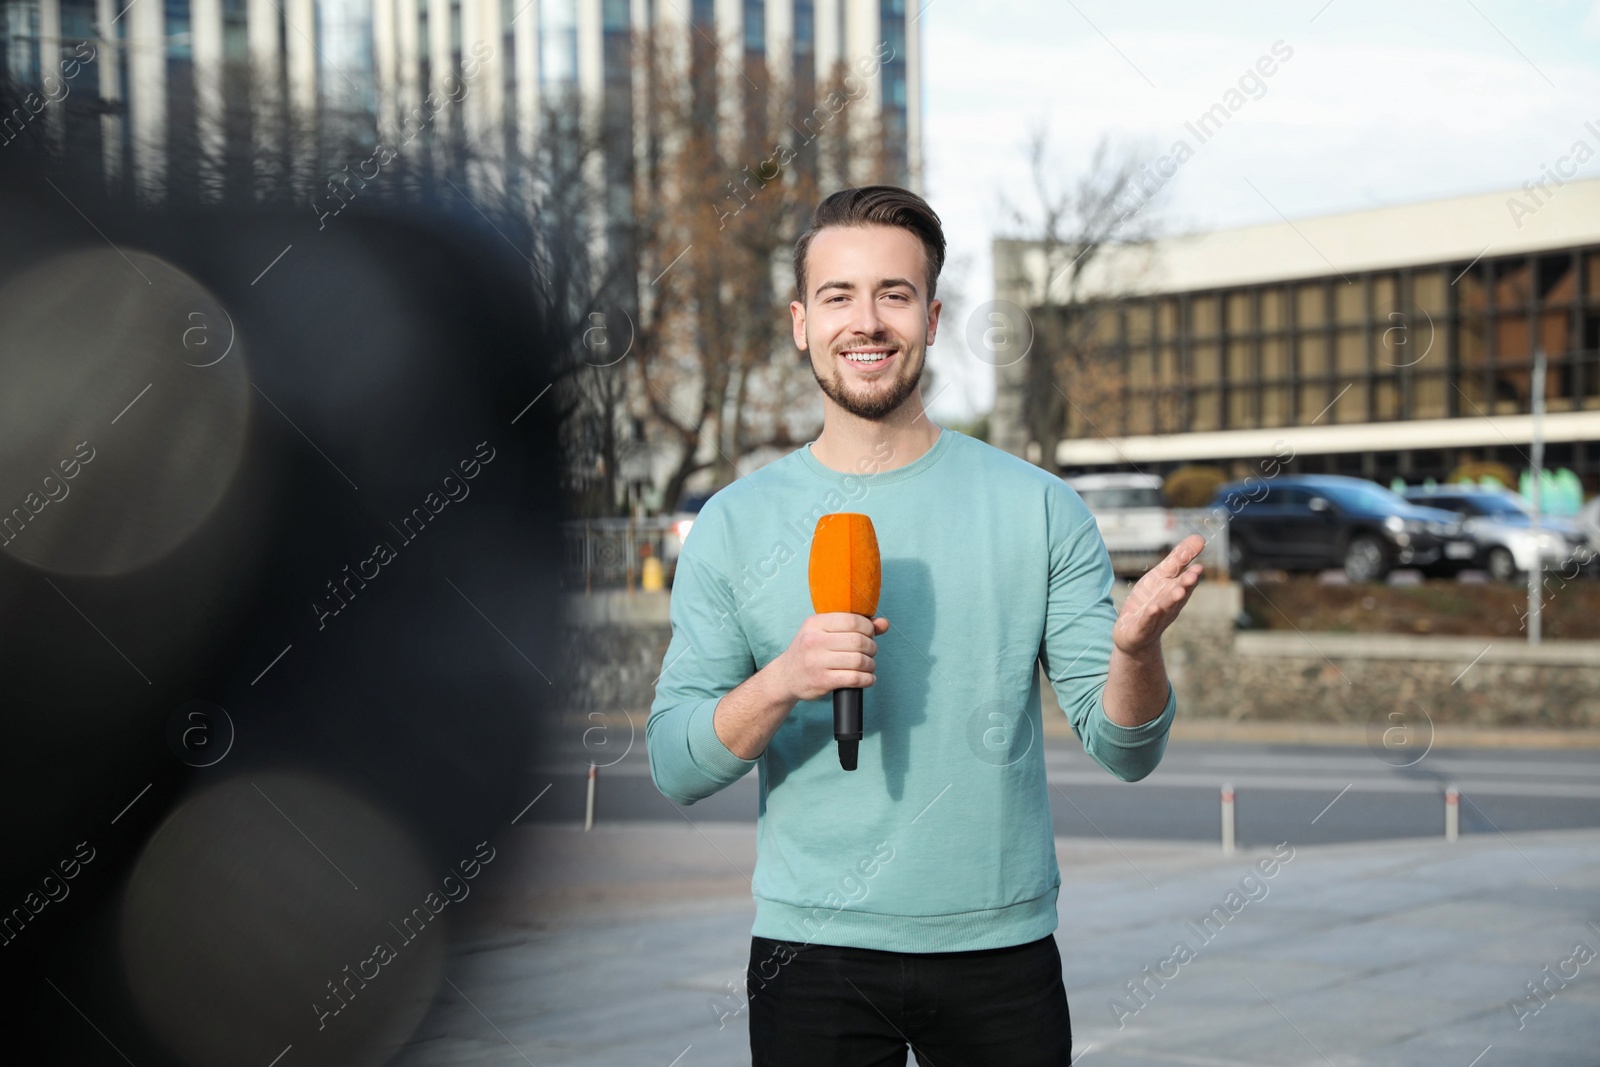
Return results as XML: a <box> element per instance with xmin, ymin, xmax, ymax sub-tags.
<box><xmin>522</xmin><ymin>730</ymin><xmax>1600</xmax><ymax>846</ymax></box>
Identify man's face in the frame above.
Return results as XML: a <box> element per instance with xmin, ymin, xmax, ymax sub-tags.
<box><xmin>791</xmin><ymin>224</ymin><xmax>941</xmax><ymax>421</ymax></box>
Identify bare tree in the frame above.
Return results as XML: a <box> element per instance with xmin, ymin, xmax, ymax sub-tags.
<box><xmin>1000</xmin><ymin>129</ymin><xmax>1159</xmax><ymax>473</ymax></box>
<box><xmin>510</xmin><ymin>90</ymin><xmax>644</xmax><ymax>518</ymax></box>
<box><xmin>626</xmin><ymin>33</ymin><xmax>898</xmax><ymax>513</ymax></box>
<box><xmin>73</xmin><ymin>35</ymin><xmax>904</xmax><ymax>517</ymax></box>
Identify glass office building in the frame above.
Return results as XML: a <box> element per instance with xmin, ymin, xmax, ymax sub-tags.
<box><xmin>0</xmin><ymin>0</ymin><xmax>921</xmax><ymax>195</ymax></box>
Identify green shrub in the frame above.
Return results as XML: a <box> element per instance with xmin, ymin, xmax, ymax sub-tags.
<box><xmin>1446</xmin><ymin>460</ymin><xmax>1516</xmax><ymax>490</ymax></box>
<box><xmin>1164</xmin><ymin>465</ymin><xmax>1229</xmax><ymax>508</ymax></box>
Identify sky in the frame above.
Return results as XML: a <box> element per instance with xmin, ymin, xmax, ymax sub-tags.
<box><xmin>917</xmin><ymin>0</ymin><xmax>1600</xmax><ymax>422</ymax></box>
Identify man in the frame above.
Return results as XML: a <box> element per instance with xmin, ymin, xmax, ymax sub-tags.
<box><xmin>647</xmin><ymin>185</ymin><xmax>1203</xmax><ymax>1066</ymax></box>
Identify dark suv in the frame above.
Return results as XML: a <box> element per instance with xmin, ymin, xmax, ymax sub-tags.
<box><xmin>1213</xmin><ymin>474</ymin><xmax>1471</xmax><ymax>582</ymax></box>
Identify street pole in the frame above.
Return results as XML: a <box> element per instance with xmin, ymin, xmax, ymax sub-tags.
<box><xmin>584</xmin><ymin>762</ymin><xmax>597</xmax><ymax>831</ymax></box>
<box><xmin>1528</xmin><ymin>348</ymin><xmax>1546</xmax><ymax>645</ymax></box>
<box><xmin>1220</xmin><ymin>783</ymin><xmax>1236</xmax><ymax>855</ymax></box>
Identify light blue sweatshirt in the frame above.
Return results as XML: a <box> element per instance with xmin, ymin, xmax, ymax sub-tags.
<box><xmin>646</xmin><ymin>428</ymin><xmax>1175</xmax><ymax>953</ymax></box>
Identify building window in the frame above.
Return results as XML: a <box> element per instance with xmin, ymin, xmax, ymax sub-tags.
<box><xmin>1297</xmin><ymin>335</ymin><xmax>1326</xmax><ymax>379</ymax></box>
<box><xmin>540</xmin><ymin>0</ymin><xmax>579</xmax><ymax>84</ymax></box>
<box><xmin>1227</xmin><ymin>389</ymin><xmax>1252</xmax><ymax>429</ymax></box>
<box><xmin>1298</xmin><ymin>382</ymin><xmax>1326</xmax><ymax>422</ymax></box>
<box><xmin>1333</xmin><ymin>382</ymin><xmax>1366</xmax><ymax>422</ymax></box>
<box><xmin>1262</xmin><ymin>385</ymin><xmax>1289</xmax><ymax>427</ymax></box>
<box><xmin>1414</xmin><ymin>373</ymin><xmax>1447</xmax><ymax>419</ymax></box>
<box><xmin>743</xmin><ymin>0</ymin><xmax>765</xmax><ymax>50</ymax></box>
<box><xmin>1373</xmin><ymin>376</ymin><xmax>1400</xmax><ymax>420</ymax></box>
<box><xmin>1335</xmin><ymin>329</ymin><xmax>1364</xmax><ymax>374</ymax></box>
<box><xmin>1296</xmin><ymin>283</ymin><xmax>1324</xmax><ymax>328</ymax></box>
<box><xmin>165</xmin><ymin>0</ymin><xmax>193</xmax><ymax>59</ymax></box>
<box><xmin>1226</xmin><ymin>340</ymin><xmax>1251</xmax><ymax>381</ymax></box>
<box><xmin>1335</xmin><ymin>280</ymin><xmax>1363</xmax><ymax>324</ymax></box>
<box><xmin>1225</xmin><ymin>292</ymin><xmax>1251</xmax><ymax>336</ymax></box>
<box><xmin>1413</xmin><ymin>269</ymin><xmax>1446</xmax><ymax>314</ymax></box>
<box><xmin>1262</xmin><ymin>337</ymin><xmax>1287</xmax><ymax>380</ymax></box>
<box><xmin>1261</xmin><ymin>287</ymin><xmax>1285</xmax><ymax>331</ymax></box>
<box><xmin>1128</xmin><ymin>301</ymin><xmax>1152</xmax><ymax>345</ymax></box>
<box><xmin>794</xmin><ymin>0</ymin><xmax>814</xmax><ymax>50</ymax></box>
<box><xmin>1157</xmin><ymin>345</ymin><xmax>1179</xmax><ymax>389</ymax></box>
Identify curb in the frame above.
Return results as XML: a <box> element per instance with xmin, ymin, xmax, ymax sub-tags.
<box><xmin>1039</xmin><ymin>714</ymin><xmax>1600</xmax><ymax>748</ymax></box>
<box><xmin>1165</xmin><ymin>720</ymin><xmax>1600</xmax><ymax>749</ymax></box>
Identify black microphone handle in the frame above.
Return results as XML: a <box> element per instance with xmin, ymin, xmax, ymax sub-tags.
<box><xmin>833</xmin><ymin>687</ymin><xmax>863</xmax><ymax>771</ymax></box>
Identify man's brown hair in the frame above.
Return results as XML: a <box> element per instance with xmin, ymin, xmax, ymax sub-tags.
<box><xmin>792</xmin><ymin>185</ymin><xmax>946</xmax><ymax>304</ymax></box>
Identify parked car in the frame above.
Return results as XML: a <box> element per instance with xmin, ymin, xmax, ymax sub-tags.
<box><xmin>1213</xmin><ymin>474</ymin><xmax>1470</xmax><ymax>583</ymax></box>
<box><xmin>1065</xmin><ymin>473</ymin><xmax>1177</xmax><ymax>576</ymax></box>
<box><xmin>1402</xmin><ymin>486</ymin><xmax>1595</xmax><ymax>581</ymax></box>
<box><xmin>662</xmin><ymin>489</ymin><xmax>714</xmax><ymax>567</ymax></box>
<box><xmin>1579</xmin><ymin>494</ymin><xmax>1600</xmax><ymax>558</ymax></box>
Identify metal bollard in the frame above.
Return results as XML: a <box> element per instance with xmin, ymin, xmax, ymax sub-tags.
<box><xmin>1445</xmin><ymin>784</ymin><xmax>1459</xmax><ymax>843</ymax></box>
<box><xmin>1221</xmin><ymin>782</ymin><xmax>1236</xmax><ymax>855</ymax></box>
<box><xmin>585</xmin><ymin>762</ymin><xmax>598</xmax><ymax>832</ymax></box>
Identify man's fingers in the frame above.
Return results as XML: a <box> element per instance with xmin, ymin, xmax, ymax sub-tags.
<box><xmin>1160</xmin><ymin>534</ymin><xmax>1205</xmax><ymax>576</ymax></box>
<box><xmin>1121</xmin><ymin>563</ymin><xmax>1201</xmax><ymax>638</ymax></box>
<box><xmin>818</xmin><ymin>612</ymin><xmax>879</xmax><ymax>634</ymax></box>
<box><xmin>823</xmin><ymin>651</ymin><xmax>877</xmax><ymax>673</ymax></box>
<box><xmin>1132</xmin><ymin>563</ymin><xmax>1193</xmax><ymax>607</ymax></box>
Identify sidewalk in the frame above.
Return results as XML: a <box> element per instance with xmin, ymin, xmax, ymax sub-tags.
<box><xmin>395</xmin><ymin>823</ymin><xmax>1600</xmax><ymax>1067</ymax></box>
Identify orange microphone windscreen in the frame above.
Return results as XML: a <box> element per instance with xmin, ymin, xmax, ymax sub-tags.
<box><xmin>808</xmin><ymin>513</ymin><xmax>881</xmax><ymax>616</ymax></box>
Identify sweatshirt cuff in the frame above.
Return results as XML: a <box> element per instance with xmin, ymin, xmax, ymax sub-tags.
<box><xmin>1094</xmin><ymin>681</ymin><xmax>1176</xmax><ymax>747</ymax></box>
<box><xmin>686</xmin><ymin>696</ymin><xmax>761</xmax><ymax>781</ymax></box>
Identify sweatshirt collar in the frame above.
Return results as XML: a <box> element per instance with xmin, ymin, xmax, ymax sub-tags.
<box><xmin>797</xmin><ymin>427</ymin><xmax>955</xmax><ymax>487</ymax></box>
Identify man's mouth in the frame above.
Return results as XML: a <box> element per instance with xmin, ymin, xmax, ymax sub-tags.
<box><xmin>839</xmin><ymin>346</ymin><xmax>896</xmax><ymax>369</ymax></box>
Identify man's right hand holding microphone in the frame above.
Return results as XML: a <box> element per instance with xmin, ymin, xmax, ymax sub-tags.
<box><xmin>712</xmin><ymin>613</ymin><xmax>890</xmax><ymax>761</ymax></box>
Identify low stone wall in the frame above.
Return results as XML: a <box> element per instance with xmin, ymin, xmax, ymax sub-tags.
<box><xmin>565</xmin><ymin>585</ymin><xmax>1600</xmax><ymax>731</ymax></box>
<box><xmin>558</xmin><ymin>592</ymin><xmax>670</xmax><ymax>716</ymax></box>
<box><xmin>1205</xmin><ymin>632</ymin><xmax>1600</xmax><ymax>730</ymax></box>
<box><xmin>1146</xmin><ymin>585</ymin><xmax>1600</xmax><ymax>730</ymax></box>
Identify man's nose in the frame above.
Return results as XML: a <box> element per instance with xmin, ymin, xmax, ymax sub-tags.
<box><xmin>850</xmin><ymin>299</ymin><xmax>885</xmax><ymax>336</ymax></box>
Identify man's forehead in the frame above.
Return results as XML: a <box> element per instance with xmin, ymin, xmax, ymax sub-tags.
<box><xmin>808</xmin><ymin>223</ymin><xmax>923</xmax><ymax>258</ymax></box>
<box><xmin>806</xmin><ymin>225</ymin><xmax>925</xmax><ymax>289</ymax></box>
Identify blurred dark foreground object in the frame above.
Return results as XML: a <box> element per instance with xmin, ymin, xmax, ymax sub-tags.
<box><xmin>0</xmin><ymin>116</ymin><xmax>566</xmax><ymax>1066</ymax></box>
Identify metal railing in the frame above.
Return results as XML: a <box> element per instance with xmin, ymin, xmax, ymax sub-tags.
<box><xmin>564</xmin><ymin>510</ymin><xmax>1233</xmax><ymax>591</ymax></box>
<box><xmin>564</xmin><ymin>517</ymin><xmax>679</xmax><ymax>592</ymax></box>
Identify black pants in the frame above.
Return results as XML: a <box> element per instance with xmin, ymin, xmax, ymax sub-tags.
<box><xmin>747</xmin><ymin>933</ymin><xmax>1073</xmax><ymax>1067</ymax></box>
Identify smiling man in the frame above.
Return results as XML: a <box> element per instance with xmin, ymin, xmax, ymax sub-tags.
<box><xmin>647</xmin><ymin>186</ymin><xmax>1204</xmax><ymax>1066</ymax></box>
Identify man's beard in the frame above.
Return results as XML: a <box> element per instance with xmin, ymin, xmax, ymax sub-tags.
<box><xmin>810</xmin><ymin>343</ymin><xmax>925</xmax><ymax>421</ymax></box>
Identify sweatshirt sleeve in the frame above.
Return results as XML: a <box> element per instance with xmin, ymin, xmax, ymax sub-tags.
<box><xmin>1038</xmin><ymin>481</ymin><xmax>1175</xmax><ymax>783</ymax></box>
<box><xmin>646</xmin><ymin>528</ymin><xmax>762</xmax><ymax>805</ymax></box>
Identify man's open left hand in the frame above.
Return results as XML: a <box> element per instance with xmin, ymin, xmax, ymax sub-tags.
<box><xmin>1112</xmin><ymin>533</ymin><xmax>1205</xmax><ymax>656</ymax></box>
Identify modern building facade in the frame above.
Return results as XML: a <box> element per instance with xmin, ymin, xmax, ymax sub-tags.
<box><xmin>992</xmin><ymin>179</ymin><xmax>1600</xmax><ymax>489</ymax></box>
<box><xmin>0</xmin><ymin>0</ymin><xmax>921</xmax><ymax>196</ymax></box>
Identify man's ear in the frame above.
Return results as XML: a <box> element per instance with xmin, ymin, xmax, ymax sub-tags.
<box><xmin>790</xmin><ymin>298</ymin><xmax>809</xmax><ymax>351</ymax></box>
<box><xmin>926</xmin><ymin>297</ymin><xmax>942</xmax><ymax>347</ymax></box>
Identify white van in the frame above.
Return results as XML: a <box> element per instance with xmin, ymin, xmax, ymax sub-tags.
<box><xmin>1064</xmin><ymin>473</ymin><xmax>1176</xmax><ymax>576</ymax></box>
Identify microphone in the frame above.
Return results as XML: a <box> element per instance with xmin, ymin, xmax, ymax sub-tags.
<box><xmin>807</xmin><ymin>512</ymin><xmax>881</xmax><ymax>772</ymax></box>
